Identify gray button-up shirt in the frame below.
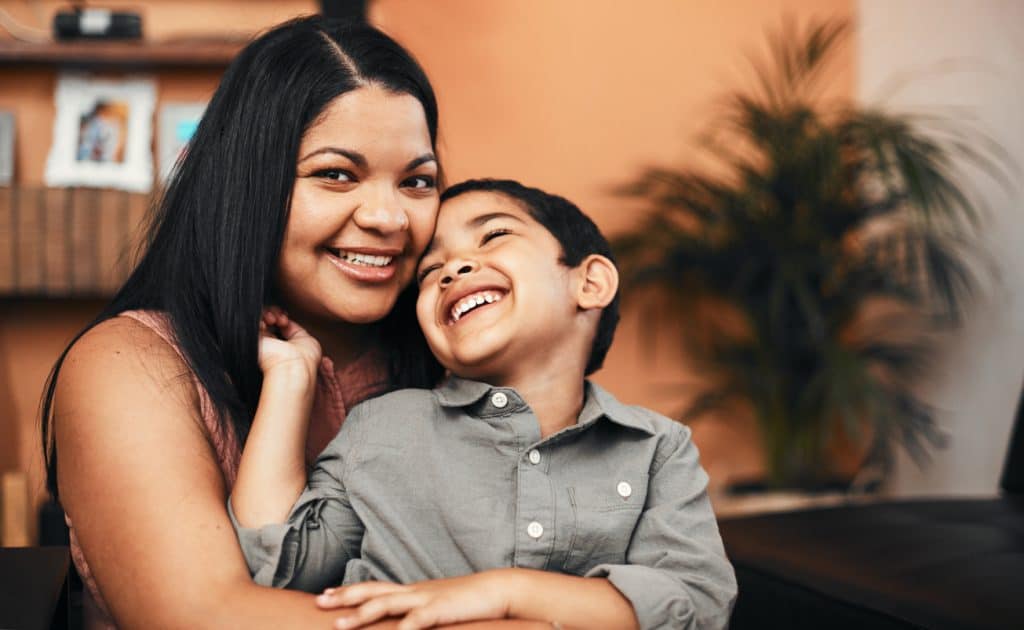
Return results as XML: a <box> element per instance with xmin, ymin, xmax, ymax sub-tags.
<box><xmin>231</xmin><ymin>377</ymin><xmax>737</xmax><ymax>629</ymax></box>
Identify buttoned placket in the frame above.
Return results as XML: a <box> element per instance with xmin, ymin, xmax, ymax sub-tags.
<box><xmin>475</xmin><ymin>388</ymin><xmax>559</xmax><ymax>570</ymax></box>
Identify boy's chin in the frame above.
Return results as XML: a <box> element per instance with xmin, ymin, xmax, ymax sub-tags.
<box><xmin>440</xmin><ymin>356</ymin><xmax>511</xmax><ymax>386</ymax></box>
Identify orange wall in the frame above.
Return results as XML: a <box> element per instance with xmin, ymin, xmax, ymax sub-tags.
<box><xmin>371</xmin><ymin>0</ymin><xmax>855</xmax><ymax>488</ymax></box>
<box><xmin>0</xmin><ymin>0</ymin><xmax>854</xmax><ymax>541</ymax></box>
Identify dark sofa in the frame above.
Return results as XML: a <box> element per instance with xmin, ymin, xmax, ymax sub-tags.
<box><xmin>719</xmin><ymin>391</ymin><xmax>1024</xmax><ymax>630</ymax></box>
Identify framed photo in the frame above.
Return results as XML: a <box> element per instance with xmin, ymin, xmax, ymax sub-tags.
<box><xmin>45</xmin><ymin>75</ymin><xmax>156</xmax><ymax>193</ymax></box>
<box><xmin>0</xmin><ymin>110</ymin><xmax>13</xmax><ymax>186</ymax></box>
<box><xmin>157</xmin><ymin>102</ymin><xmax>206</xmax><ymax>184</ymax></box>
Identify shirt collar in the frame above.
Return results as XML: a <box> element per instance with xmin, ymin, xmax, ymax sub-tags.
<box><xmin>434</xmin><ymin>376</ymin><xmax>658</xmax><ymax>436</ymax></box>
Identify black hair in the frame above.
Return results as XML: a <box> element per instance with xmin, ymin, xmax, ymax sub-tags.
<box><xmin>440</xmin><ymin>179</ymin><xmax>620</xmax><ymax>376</ymax></box>
<box><xmin>40</xmin><ymin>15</ymin><xmax>444</xmax><ymax>498</ymax></box>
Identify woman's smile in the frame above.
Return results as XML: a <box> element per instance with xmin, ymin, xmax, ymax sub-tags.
<box><xmin>324</xmin><ymin>246</ymin><xmax>402</xmax><ymax>283</ymax></box>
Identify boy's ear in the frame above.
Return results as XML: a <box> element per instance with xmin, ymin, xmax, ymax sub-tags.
<box><xmin>576</xmin><ymin>254</ymin><xmax>619</xmax><ymax>311</ymax></box>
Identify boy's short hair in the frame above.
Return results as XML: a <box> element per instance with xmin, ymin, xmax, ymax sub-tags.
<box><xmin>440</xmin><ymin>179</ymin><xmax>620</xmax><ymax>376</ymax></box>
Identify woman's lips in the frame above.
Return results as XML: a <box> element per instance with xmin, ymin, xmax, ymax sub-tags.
<box><xmin>324</xmin><ymin>248</ymin><xmax>399</xmax><ymax>283</ymax></box>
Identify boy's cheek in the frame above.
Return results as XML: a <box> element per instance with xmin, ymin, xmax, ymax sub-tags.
<box><xmin>415</xmin><ymin>293</ymin><xmax>436</xmax><ymax>332</ymax></box>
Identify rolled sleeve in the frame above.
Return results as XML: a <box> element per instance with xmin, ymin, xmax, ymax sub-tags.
<box><xmin>586</xmin><ymin>424</ymin><xmax>737</xmax><ymax>629</ymax></box>
<box><xmin>229</xmin><ymin>408</ymin><xmax>368</xmax><ymax>592</ymax></box>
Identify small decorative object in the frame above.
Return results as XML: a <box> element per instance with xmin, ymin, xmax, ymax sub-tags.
<box><xmin>157</xmin><ymin>102</ymin><xmax>206</xmax><ymax>184</ymax></box>
<box><xmin>612</xmin><ymin>19</ymin><xmax>1007</xmax><ymax>490</ymax></box>
<box><xmin>53</xmin><ymin>7</ymin><xmax>143</xmax><ymax>40</ymax></box>
<box><xmin>0</xmin><ymin>110</ymin><xmax>13</xmax><ymax>185</ymax></box>
<box><xmin>45</xmin><ymin>75</ymin><xmax>156</xmax><ymax>193</ymax></box>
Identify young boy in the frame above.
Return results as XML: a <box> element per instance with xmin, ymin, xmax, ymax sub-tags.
<box><xmin>230</xmin><ymin>179</ymin><xmax>737</xmax><ymax>629</ymax></box>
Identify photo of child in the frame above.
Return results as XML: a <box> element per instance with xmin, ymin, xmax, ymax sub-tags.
<box><xmin>44</xmin><ymin>76</ymin><xmax>155</xmax><ymax>192</ymax></box>
<box><xmin>76</xmin><ymin>100</ymin><xmax>129</xmax><ymax>164</ymax></box>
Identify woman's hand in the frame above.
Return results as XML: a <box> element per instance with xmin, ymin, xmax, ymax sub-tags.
<box><xmin>258</xmin><ymin>306</ymin><xmax>322</xmax><ymax>385</ymax></box>
<box><xmin>317</xmin><ymin>571</ymin><xmax>515</xmax><ymax>630</ymax></box>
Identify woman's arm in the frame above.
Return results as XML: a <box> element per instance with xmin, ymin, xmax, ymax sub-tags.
<box><xmin>55</xmin><ymin>316</ymin><xmax>341</xmax><ymax>628</ymax></box>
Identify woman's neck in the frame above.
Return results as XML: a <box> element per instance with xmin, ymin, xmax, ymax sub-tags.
<box><xmin>296</xmin><ymin>316</ymin><xmax>375</xmax><ymax>368</ymax></box>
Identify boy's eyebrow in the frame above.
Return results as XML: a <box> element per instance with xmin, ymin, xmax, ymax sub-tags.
<box><xmin>470</xmin><ymin>211</ymin><xmax>527</xmax><ymax>228</ymax></box>
<box><xmin>420</xmin><ymin>211</ymin><xmax>526</xmax><ymax>261</ymax></box>
<box><xmin>298</xmin><ymin>147</ymin><xmax>437</xmax><ymax>171</ymax></box>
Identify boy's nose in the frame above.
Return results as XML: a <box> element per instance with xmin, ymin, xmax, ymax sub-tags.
<box><xmin>440</xmin><ymin>260</ymin><xmax>477</xmax><ymax>286</ymax></box>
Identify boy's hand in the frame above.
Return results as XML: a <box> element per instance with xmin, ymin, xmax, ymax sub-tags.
<box><xmin>258</xmin><ymin>306</ymin><xmax>322</xmax><ymax>385</ymax></box>
<box><xmin>317</xmin><ymin>571</ymin><xmax>514</xmax><ymax>630</ymax></box>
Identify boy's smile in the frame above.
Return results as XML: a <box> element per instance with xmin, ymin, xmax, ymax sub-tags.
<box><xmin>416</xmin><ymin>191</ymin><xmax>585</xmax><ymax>385</ymax></box>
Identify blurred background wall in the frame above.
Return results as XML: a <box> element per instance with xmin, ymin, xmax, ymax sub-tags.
<box><xmin>1</xmin><ymin>0</ymin><xmax>1020</xmax><ymax>542</ymax></box>
<box><xmin>857</xmin><ymin>0</ymin><xmax>1024</xmax><ymax>496</ymax></box>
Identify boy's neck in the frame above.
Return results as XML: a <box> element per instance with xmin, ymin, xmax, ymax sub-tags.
<box><xmin>488</xmin><ymin>363</ymin><xmax>588</xmax><ymax>439</ymax></box>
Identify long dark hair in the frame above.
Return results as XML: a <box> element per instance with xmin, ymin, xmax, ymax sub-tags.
<box><xmin>40</xmin><ymin>16</ymin><xmax>444</xmax><ymax>498</ymax></box>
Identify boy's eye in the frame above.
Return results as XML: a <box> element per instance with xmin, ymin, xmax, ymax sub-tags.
<box><xmin>417</xmin><ymin>264</ymin><xmax>441</xmax><ymax>284</ymax></box>
<box><xmin>403</xmin><ymin>175</ymin><xmax>436</xmax><ymax>190</ymax></box>
<box><xmin>482</xmin><ymin>228</ymin><xmax>511</xmax><ymax>244</ymax></box>
<box><xmin>314</xmin><ymin>169</ymin><xmax>356</xmax><ymax>183</ymax></box>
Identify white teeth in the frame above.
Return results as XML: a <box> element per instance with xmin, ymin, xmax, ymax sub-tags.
<box><xmin>450</xmin><ymin>291</ymin><xmax>504</xmax><ymax>322</ymax></box>
<box><xmin>336</xmin><ymin>250</ymin><xmax>393</xmax><ymax>267</ymax></box>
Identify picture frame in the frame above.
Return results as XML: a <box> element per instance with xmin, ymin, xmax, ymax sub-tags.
<box><xmin>0</xmin><ymin>110</ymin><xmax>13</xmax><ymax>186</ymax></box>
<box><xmin>157</xmin><ymin>102</ymin><xmax>206</xmax><ymax>184</ymax></box>
<box><xmin>44</xmin><ymin>75</ymin><xmax>156</xmax><ymax>193</ymax></box>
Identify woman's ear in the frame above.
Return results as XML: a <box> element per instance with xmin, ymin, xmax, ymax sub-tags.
<box><xmin>576</xmin><ymin>254</ymin><xmax>619</xmax><ymax>311</ymax></box>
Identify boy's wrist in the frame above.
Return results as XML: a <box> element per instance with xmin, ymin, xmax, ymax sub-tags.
<box><xmin>262</xmin><ymin>360</ymin><xmax>317</xmax><ymax>393</ymax></box>
<box><xmin>491</xmin><ymin>568</ymin><xmax>534</xmax><ymax>620</ymax></box>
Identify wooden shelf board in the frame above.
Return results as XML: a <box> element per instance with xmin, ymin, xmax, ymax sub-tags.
<box><xmin>0</xmin><ymin>38</ymin><xmax>245</xmax><ymax>68</ymax></box>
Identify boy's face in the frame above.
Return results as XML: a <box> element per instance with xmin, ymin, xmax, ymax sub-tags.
<box><xmin>416</xmin><ymin>191</ymin><xmax>583</xmax><ymax>384</ymax></box>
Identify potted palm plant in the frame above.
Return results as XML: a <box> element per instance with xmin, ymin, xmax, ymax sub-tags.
<box><xmin>612</xmin><ymin>18</ymin><xmax>1004</xmax><ymax>489</ymax></box>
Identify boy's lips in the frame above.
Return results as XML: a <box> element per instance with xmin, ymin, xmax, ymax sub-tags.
<box><xmin>441</xmin><ymin>284</ymin><xmax>509</xmax><ymax>325</ymax></box>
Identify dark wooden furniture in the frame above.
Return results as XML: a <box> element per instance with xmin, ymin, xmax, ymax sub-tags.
<box><xmin>720</xmin><ymin>390</ymin><xmax>1024</xmax><ymax>629</ymax></box>
<box><xmin>0</xmin><ymin>546</ymin><xmax>70</xmax><ymax>630</ymax></box>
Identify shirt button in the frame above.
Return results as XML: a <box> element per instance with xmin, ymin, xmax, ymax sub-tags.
<box><xmin>527</xmin><ymin>521</ymin><xmax>544</xmax><ymax>539</ymax></box>
<box><xmin>491</xmin><ymin>391</ymin><xmax>509</xmax><ymax>408</ymax></box>
<box><xmin>528</xmin><ymin>449</ymin><xmax>541</xmax><ymax>465</ymax></box>
<box><xmin>617</xmin><ymin>481</ymin><xmax>632</xmax><ymax>498</ymax></box>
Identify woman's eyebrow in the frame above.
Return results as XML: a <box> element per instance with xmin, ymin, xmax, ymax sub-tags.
<box><xmin>406</xmin><ymin>153</ymin><xmax>437</xmax><ymax>170</ymax></box>
<box><xmin>298</xmin><ymin>147</ymin><xmax>366</xmax><ymax>167</ymax></box>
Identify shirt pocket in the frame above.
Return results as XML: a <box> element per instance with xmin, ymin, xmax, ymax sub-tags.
<box><xmin>563</xmin><ymin>472</ymin><xmax>649</xmax><ymax>575</ymax></box>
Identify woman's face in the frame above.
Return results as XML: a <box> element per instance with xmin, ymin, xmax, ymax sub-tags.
<box><xmin>278</xmin><ymin>85</ymin><xmax>439</xmax><ymax>326</ymax></box>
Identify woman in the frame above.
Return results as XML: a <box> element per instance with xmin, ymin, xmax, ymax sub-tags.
<box><xmin>40</xmin><ymin>16</ymin><xmax>470</xmax><ymax>628</ymax></box>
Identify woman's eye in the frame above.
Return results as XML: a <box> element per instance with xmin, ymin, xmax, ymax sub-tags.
<box><xmin>403</xmin><ymin>175</ymin><xmax>436</xmax><ymax>190</ymax></box>
<box><xmin>482</xmin><ymin>228</ymin><xmax>511</xmax><ymax>244</ymax></box>
<box><xmin>315</xmin><ymin>169</ymin><xmax>355</xmax><ymax>183</ymax></box>
<box><xmin>418</xmin><ymin>264</ymin><xmax>441</xmax><ymax>284</ymax></box>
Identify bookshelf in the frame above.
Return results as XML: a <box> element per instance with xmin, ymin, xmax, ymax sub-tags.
<box><xmin>0</xmin><ymin>186</ymin><xmax>151</xmax><ymax>296</ymax></box>
<box><xmin>0</xmin><ymin>37</ymin><xmax>238</xmax><ymax>297</ymax></box>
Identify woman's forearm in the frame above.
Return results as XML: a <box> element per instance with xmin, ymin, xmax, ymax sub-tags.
<box><xmin>231</xmin><ymin>364</ymin><xmax>316</xmax><ymax>527</ymax></box>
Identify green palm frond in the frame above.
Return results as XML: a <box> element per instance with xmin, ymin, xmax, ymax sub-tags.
<box><xmin>611</xmin><ymin>17</ymin><xmax>1005</xmax><ymax>487</ymax></box>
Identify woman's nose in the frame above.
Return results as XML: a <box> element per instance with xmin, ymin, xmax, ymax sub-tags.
<box><xmin>439</xmin><ymin>259</ymin><xmax>478</xmax><ymax>287</ymax></box>
<box><xmin>352</xmin><ymin>193</ymin><xmax>409</xmax><ymax>234</ymax></box>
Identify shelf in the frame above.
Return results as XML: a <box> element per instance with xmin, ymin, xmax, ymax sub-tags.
<box><xmin>0</xmin><ymin>38</ymin><xmax>245</xmax><ymax>69</ymax></box>
<box><xmin>0</xmin><ymin>186</ymin><xmax>151</xmax><ymax>297</ymax></box>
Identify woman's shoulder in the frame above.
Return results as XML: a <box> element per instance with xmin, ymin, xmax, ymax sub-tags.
<box><xmin>58</xmin><ymin>310</ymin><xmax>199</xmax><ymax>411</ymax></box>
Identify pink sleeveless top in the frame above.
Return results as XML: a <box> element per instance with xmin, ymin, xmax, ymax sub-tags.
<box><xmin>66</xmin><ymin>310</ymin><xmax>389</xmax><ymax>628</ymax></box>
